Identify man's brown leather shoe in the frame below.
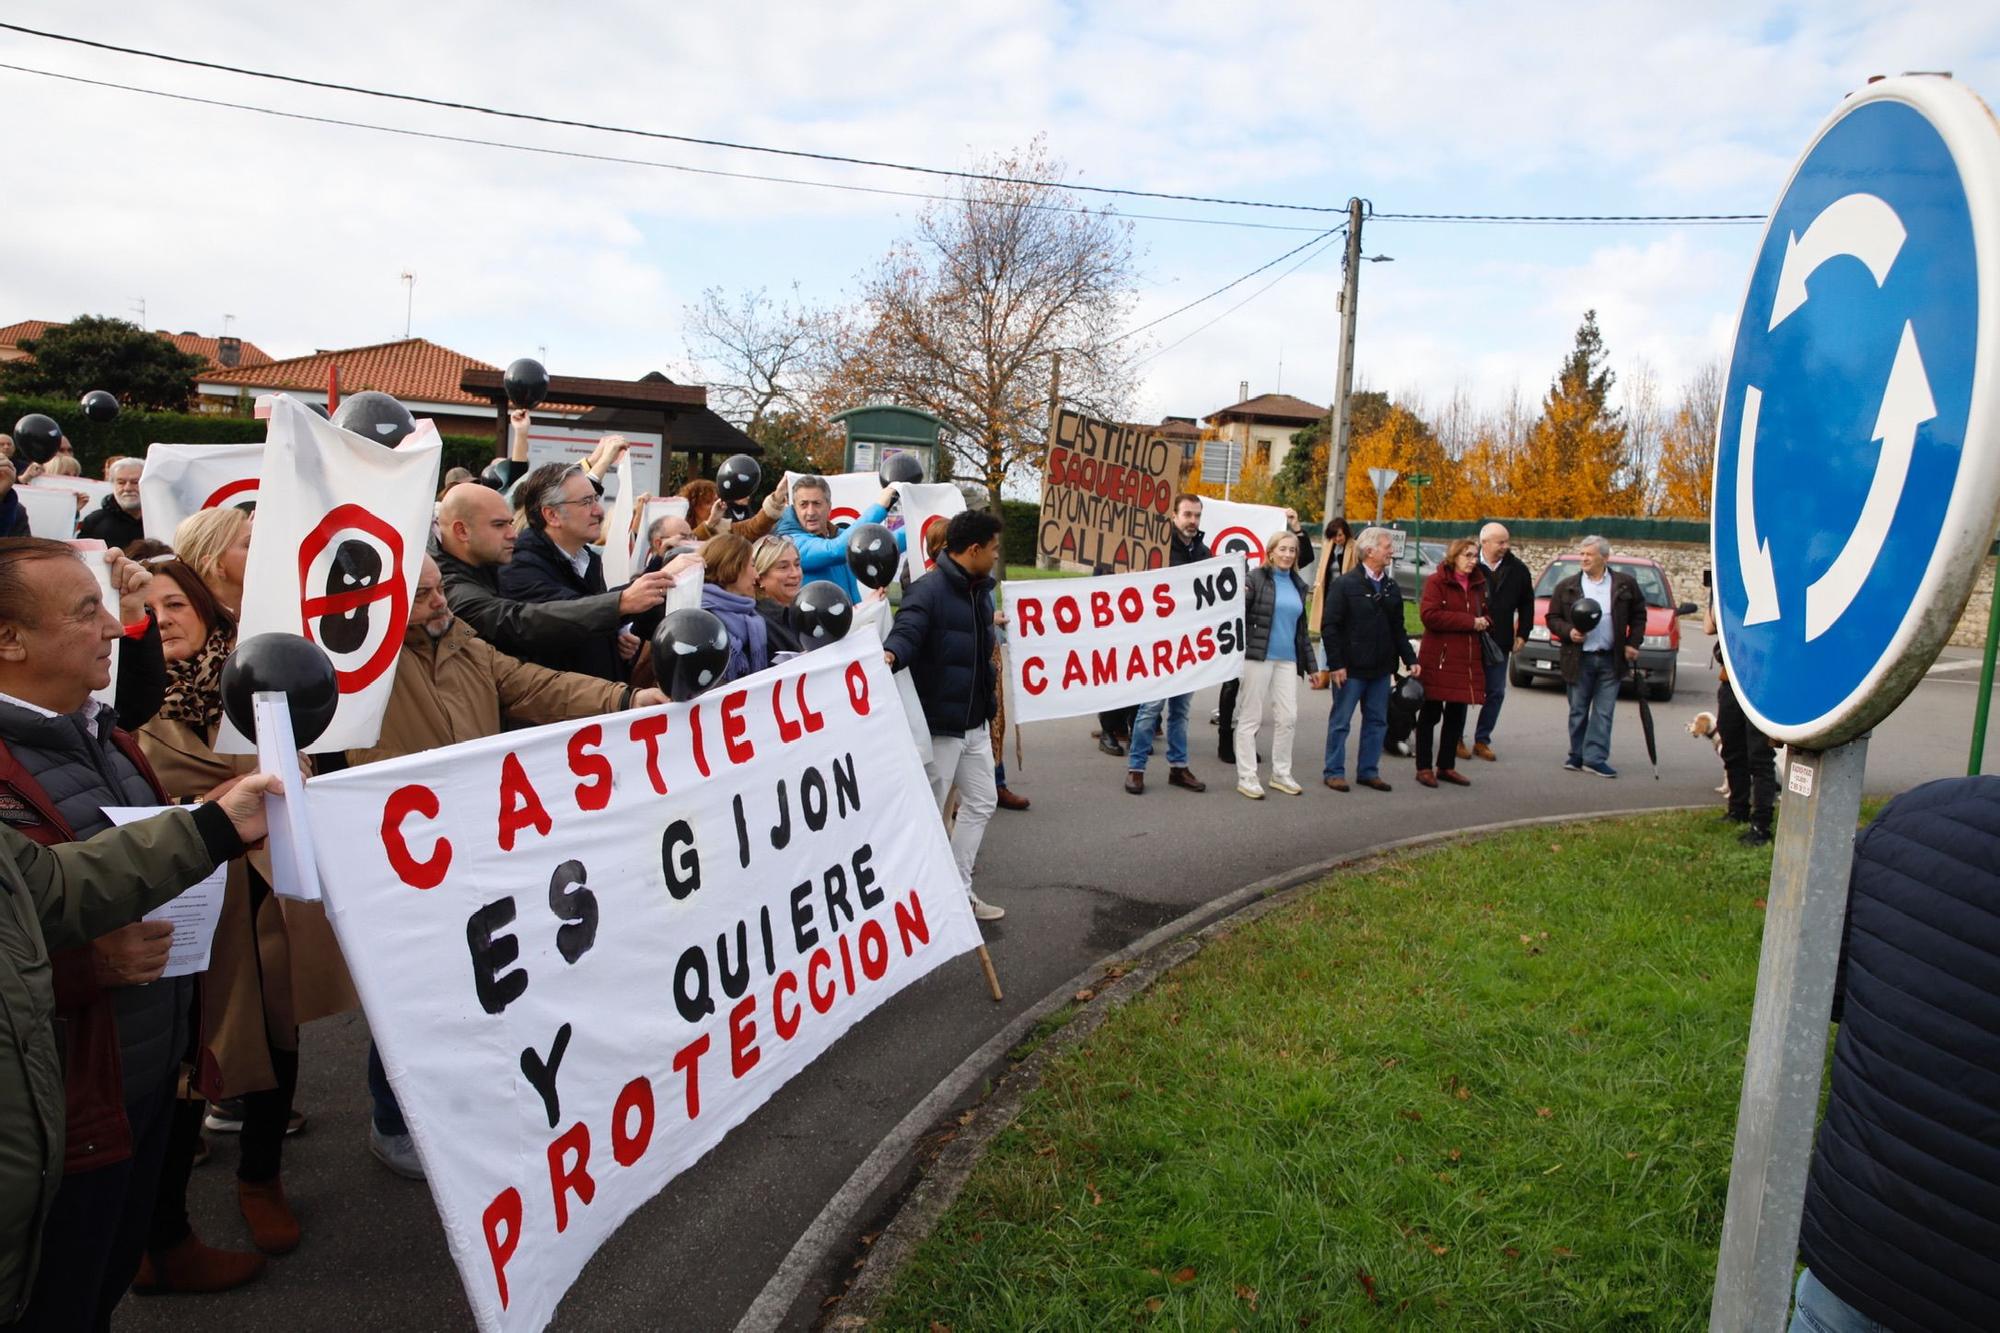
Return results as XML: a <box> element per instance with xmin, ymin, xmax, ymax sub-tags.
<box><xmin>1168</xmin><ymin>766</ymin><xmax>1206</xmax><ymax>792</ymax></box>
<box><xmin>996</xmin><ymin>786</ymin><xmax>1030</xmax><ymax>811</ymax></box>
<box><xmin>1455</xmin><ymin>742</ymin><xmax>1472</xmax><ymax>760</ymax></box>
<box><xmin>1125</xmin><ymin>771</ymin><xmax>1144</xmax><ymax>795</ymax></box>
<box><xmin>1416</xmin><ymin>769</ymin><xmax>1439</xmax><ymax>788</ymax></box>
<box><xmin>1474</xmin><ymin>742</ymin><xmax>1497</xmax><ymax>761</ymax></box>
<box><xmin>1438</xmin><ymin>769</ymin><xmax>1472</xmax><ymax>786</ymax></box>
<box><xmin>1357</xmin><ymin>777</ymin><xmax>1393</xmax><ymax>792</ymax></box>
<box><xmin>1323</xmin><ymin>776</ymin><xmax>1350</xmax><ymax>792</ymax></box>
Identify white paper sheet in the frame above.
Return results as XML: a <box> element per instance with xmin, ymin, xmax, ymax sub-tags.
<box><xmin>105</xmin><ymin>805</ymin><xmax>227</xmax><ymax>977</ymax></box>
<box><xmin>252</xmin><ymin>693</ymin><xmax>320</xmax><ymax>901</ymax></box>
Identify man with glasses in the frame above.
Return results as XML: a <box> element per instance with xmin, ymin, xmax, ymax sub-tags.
<box><xmin>497</xmin><ymin>462</ymin><xmax>655</xmax><ymax>680</ymax></box>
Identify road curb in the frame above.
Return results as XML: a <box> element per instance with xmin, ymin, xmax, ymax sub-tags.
<box><xmin>737</xmin><ymin>803</ymin><xmax>1705</xmax><ymax>1331</ymax></box>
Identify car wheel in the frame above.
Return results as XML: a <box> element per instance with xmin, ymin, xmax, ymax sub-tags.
<box><xmin>1650</xmin><ymin>664</ymin><xmax>1675</xmax><ymax>702</ymax></box>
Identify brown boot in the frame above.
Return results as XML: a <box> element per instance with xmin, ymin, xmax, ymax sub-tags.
<box><xmin>1168</xmin><ymin>766</ymin><xmax>1207</xmax><ymax>792</ymax></box>
<box><xmin>995</xmin><ymin>786</ymin><xmax>1030</xmax><ymax>811</ymax></box>
<box><xmin>237</xmin><ymin>1178</ymin><xmax>301</xmax><ymax>1255</ymax></box>
<box><xmin>134</xmin><ymin>1232</ymin><xmax>266</xmax><ymax>1294</ymax></box>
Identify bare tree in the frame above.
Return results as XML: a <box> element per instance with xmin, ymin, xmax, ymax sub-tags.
<box><xmin>829</xmin><ymin>137</ymin><xmax>1140</xmax><ymax>502</ymax></box>
<box><xmin>681</xmin><ymin>284</ymin><xmax>832</xmax><ymax>433</ymax></box>
<box><xmin>1655</xmin><ymin>358</ymin><xmax>1726</xmax><ymax>516</ymax></box>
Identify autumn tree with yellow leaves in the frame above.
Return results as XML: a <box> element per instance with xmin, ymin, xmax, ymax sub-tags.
<box><xmin>1507</xmin><ymin>311</ymin><xmax>1638</xmax><ymax>518</ymax></box>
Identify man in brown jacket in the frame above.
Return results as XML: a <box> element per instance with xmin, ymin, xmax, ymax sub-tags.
<box><xmin>345</xmin><ymin>556</ymin><xmax>665</xmax><ymax>1176</ymax></box>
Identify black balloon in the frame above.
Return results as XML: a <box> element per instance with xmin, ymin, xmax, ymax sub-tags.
<box><xmin>332</xmin><ymin>391</ymin><xmax>417</xmax><ymax>446</ymax></box>
<box><xmin>845</xmin><ymin>522</ymin><xmax>898</xmax><ymax>590</ymax></box>
<box><xmin>716</xmin><ymin>453</ymin><xmax>761</xmax><ymax>502</ymax></box>
<box><xmin>791</xmin><ymin>580</ymin><xmax>854</xmax><ymax>646</ymax></box>
<box><xmin>80</xmin><ymin>390</ymin><xmax>119</xmax><ymax>423</ymax></box>
<box><xmin>879</xmin><ymin>452</ymin><xmax>924</xmax><ymax>486</ymax></box>
<box><xmin>1397</xmin><ymin>673</ymin><xmax>1425</xmax><ymax>708</ymax></box>
<box><xmin>651</xmin><ymin>608</ymin><xmax>731</xmax><ymax>702</ymax></box>
<box><xmin>307</xmin><ymin>401</ymin><xmax>331</xmax><ymax>420</ymax></box>
<box><xmin>220</xmin><ymin>633</ymin><xmax>340</xmax><ymax>749</ymax></box>
<box><xmin>504</xmin><ymin>357</ymin><xmax>549</xmax><ymax>409</ymax></box>
<box><xmin>1568</xmin><ymin>597</ymin><xmax>1604</xmax><ymax>634</ymax></box>
<box><xmin>11</xmin><ymin>414</ymin><xmax>63</xmax><ymax>465</ymax></box>
<box><xmin>480</xmin><ymin>458</ymin><xmax>525</xmax><ymax>492</ymax></box>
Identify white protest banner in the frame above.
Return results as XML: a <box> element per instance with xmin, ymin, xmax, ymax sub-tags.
<box><xmin>72</xmin><ymin>540</ymin><xmax>116</xmax><ymax>704</ymax></box>
<box><xmin>894</xmin><ymin>482</ymin><xmax>965</xmax><ymax>577</ymax></box>
<box><xmin>600</xmin><ymin>453</ymin><xmax>636</xmax><ymax>586</ymax></box>
<box><xmin>304</xmin><ymin>632</ymin><xmax>981</xmax><ymax>1331</ymax></box>
<box><xmin>31</xmin><ymin>474</ymin><xmax>114</xmax><ymax>510</ymax></box>
<box><xmin>227</xmin><ymin>396</ymin><xmax>442</xmax><ymax>754</ymax></box>
<box><xmin>18</xmin><ymin>486</ymin><xmax>78</xmax><ymax>539</ymax></box>
<box><xmin>139</xmin><ymin>443</ymin><xmax>263</xmax><ymax>542</ymax></box>
<box><xmin>1002</xmin><ymin>554</ymin><xmax>1248</xmax><ymax>724</ymax></box>
<box><xmin>782</xmin><ymin>470</ymin><xmax>882</xmax><ymax>534</ymax></box>
<box><xmin>1198</xmin><ymin>497</ymin><xmax>1291</xmax><ymax>569</ymax></box>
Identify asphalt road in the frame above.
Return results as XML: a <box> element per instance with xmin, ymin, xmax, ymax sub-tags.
<box><xmin>114</xmin><ymin>629</ymin><xmax>1996</xmax><ymax>1332</ymax></box>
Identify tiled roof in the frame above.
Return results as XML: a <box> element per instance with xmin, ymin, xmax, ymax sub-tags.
<box><xmin>0</xmin><ymin>320</ymin><xmax>272</xmax><ymax>371</ymax></box>
<box><xmin>157</xmin><ymin>331</ymin><xmax>272</xmax><ymax>369</ymax></box>
<box><xmin>1206</xmin><ymin>392</ymin><xmax>1328</xmax><ymax>424</ymax></box>
<box><xmin>200</xmin><ymin>337</ymin><xmax>522</xmax><ymax>409</ymax></box>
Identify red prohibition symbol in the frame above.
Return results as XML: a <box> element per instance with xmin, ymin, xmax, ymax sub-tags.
<box><xmin>919</xmin><ymin>514</ymin><xmax>949</xmax><ymax>568</ymax></box>
<box><xmin>1212</xmin><ymin>526</ymin><xmax>1265</xmax><ymax>565</ymax></box>
<box><xmin>295</xmin><ymin>503</ymin><xmax>408</xmax><ymax>692</ymax></box>
<box><xmin>202</xmin><ymin>477</ymin><xmax>259</xmax><ymax>510</ymax></box>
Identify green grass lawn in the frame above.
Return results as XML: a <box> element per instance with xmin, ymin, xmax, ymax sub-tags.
<box><xmin>879</xmin><ymin>811</ymin><xmax>1774</xmax><ymax>1330</ymax></box>
<box><xmin>1003</xmin><ymin>564</ymin><xmax>1089</xmax><ymax>581</ymax></box>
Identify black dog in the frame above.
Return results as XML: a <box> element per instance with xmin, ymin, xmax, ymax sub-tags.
<box><xmin>1384</xmin><ymin>671</ymin><xmax>1419</xmax><ymax>758</ymax></box>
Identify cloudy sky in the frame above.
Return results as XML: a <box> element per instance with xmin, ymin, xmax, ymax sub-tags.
<box><xmin>5</xmin><ymin>2</ymin><xmax>1996</xmax><ymax>428</ymax></box>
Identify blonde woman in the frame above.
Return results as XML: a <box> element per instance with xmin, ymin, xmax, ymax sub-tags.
<box><xmin>1233</xmin><ymin>529</ymin><xmax>1315</xmax><ymax>798</ymax></box>
<box><xmin>173</xmin><ymin>506</ymin><xmax>254</xmax><ymax>615</ymax></box>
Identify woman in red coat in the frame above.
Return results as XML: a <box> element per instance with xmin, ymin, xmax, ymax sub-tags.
<box><xmin>1415</xmin><ymin>537</ymin><xmax>1490</xmax><ymax>788</ymax></box>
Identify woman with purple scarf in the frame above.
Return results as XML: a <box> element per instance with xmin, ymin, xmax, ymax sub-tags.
<box><xmin>699</xmin><ymin>533</ymin><xmax>771</xmax><ymax>688</ymax></box>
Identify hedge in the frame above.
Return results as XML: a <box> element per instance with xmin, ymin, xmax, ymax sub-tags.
<box><xmin>1000</xmin><ymin>499</ymin><xmax>1038</xmax><ymax>565</ymax></box>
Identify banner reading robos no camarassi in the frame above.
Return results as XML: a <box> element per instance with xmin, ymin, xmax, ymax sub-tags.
<box><xmin>1003</xmin><ymin>554</ymin><xmax>1247</xmax><ymax>724</ymax></box>
<box><xmin>303</xmin><ymin>633</ymin><xmax>982</xmax><ymax>1332</ymax></box>
<box><xmin>1036</xmin><ymin>408</ymin><xmax>1188</xmax><ymax>571</ymax></box>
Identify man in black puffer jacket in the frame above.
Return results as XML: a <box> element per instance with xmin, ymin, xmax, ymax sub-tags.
<box><xmin>884</xmin><ymin>509</ymin><xmax>1006</xmax><ymax>923</ymax></box>
<box><xmin>1788</xmin><ymin>775</ymin><xmax>2000</xmax><ymax>1333</ymax></box>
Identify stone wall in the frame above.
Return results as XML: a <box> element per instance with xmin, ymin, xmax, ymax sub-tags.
<box><xmin>1497</xmin><ymin>536</ymin><xmax>1998</xmax><ymax>648</ymax></box>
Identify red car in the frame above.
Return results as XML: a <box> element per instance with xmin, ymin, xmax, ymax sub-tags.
<box><xmin>1510</xmin><ymin>554</ymin><xmax>1699</xmax><ymax>700</ymax></box>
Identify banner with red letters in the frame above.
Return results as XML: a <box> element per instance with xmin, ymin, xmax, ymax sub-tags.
<box><xmin>1002</xmin><ymin>554</ymin><xmax>1248</xmax><ymax>724</ymax></box>
<box><xmin>303</xmin><ymin>632</ymin><xmax>981</xmax><ymax>1332</ymax></box>
<box><xmin>225</xmin><ymin>396</ymin><xmax>441</xmax><ymax>753</ymax></box>
<box><xmin>139</xmin><ymin>442</ymin><xmax>264</xmax><ymax>542</ymax></box>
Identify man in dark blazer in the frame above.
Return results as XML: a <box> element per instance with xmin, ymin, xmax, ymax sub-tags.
<box><xmin>1318</xmin><ymin>527</ymin><xmax>1418</xmax><ymax>792</ymax></box>
<box><xmin>1543</xmin><ymin>536</ymin><xmax>1645</xmax><ymax>779</ymax></box>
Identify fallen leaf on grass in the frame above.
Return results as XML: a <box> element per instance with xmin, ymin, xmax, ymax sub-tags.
<box><xmin>1502</xmin><ymin>1246</ymin><xmax>1521</xmax><ymax>1260</ymax></box>
<box><xmin>1436</xmin><ymin>1171</ymin><xmax>1454</xmax><ymax>1183</ymax></box>
<box><xmin>1552</xmin><ymin>1246</ymin><xmax>1575</xmax><ymax>1258</ymax></box>
<box><xmin>1428</xmin><ymin>1242</ymin><xmax>1449</xmax><ymax>1256</ymax></box>
<box><xmin>1171</xmin><ymin>1266</ymin><xmax>1197</xmax><ymax>1284</ymax></box>
<box><xmin>957</xmin><ymin>1110</ymin><xmax>976</xmax><ymax>1126</ymax></box>
<box><xmin>1398</xmin><ymin>1108</ymin><xmax>1423</xmax><ymax>1122</ymax></box>
<box><xmin>929</xmin><ymin>1322</ymin><xmax>952</xmax><ymax>1333</ymax></box>
<box><xmin>1074</xmin><ymin>988</ymin><xmax>1096</xmax><ymax>1002</ymax></box>
<box><xmin>1455</xmin><ymin>1085</ymin><xmax>1471</xmax><ymax>1101</ymax></box>
<box><xmin>1753</xmin><ymin>897</ymin><xmax>1767</xmax><ymax>910</ymax></box>
<box><xmin>1379</xmin><ymin>1056</ymin><xmax>1400</xmax><ymax>1069</ymax></box>
<box><xmin>1447</xmin><ymin>1148</ymin><xmax>1462</xmax><ymax>1161</ymax></box>
<box><xmin>1235</xmin><ymin>1284</ymin><xmax>1260</xmax><ymax>1310</ymax></box>
<box><xmin>1355</xmin><ymin>1268</ymin><xmax>1380</xmax><ymax>1304</ymax></box>
<box><xmin>1536</xmin><ymin>1107</ymin><xmax>1554</xmax><ymax>1119</ymax></box>
<box><xmin>1087</xmin><ymin>1182</ymin><xmax>1103</xmax><ymax>1207</ymax></box>
<box><xmin>1144</xmin><ymin>1297</ymin><xmax>1164</xmax><ymax>1314</ymax></box>
<box><xmin>859</xmin><ymin>1231</ymin><xmax>879</xmax><ymax>1246</ymax></box>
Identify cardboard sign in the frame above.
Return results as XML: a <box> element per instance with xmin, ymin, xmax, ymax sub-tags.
<box><xmin>894</xmin><ymin>482</ymin><xmax>966</xmax><ymax>577</ymax></box>
<box><xmin>139</xmin><ymin>443</ymin><xmax>263</xmax><ymax>542</ymax></box>
<box><xmin>1036</xmin><ymin>408</ymin><xmax>1188</xmax><ymax>572</ymax></box>
<box><xmin>227</xmin><ymin>396</ymin><xmax>441</xmax><ymax>754</ymax></box>
<box><xmin>781</xmin><ymin>471</ymin><xmax>881</xmax><ymax>534</ymax></box>
<box><xmin>1001</xmin><ymin>554</ymin><xmax>1248</xmax><ymax>723</ymax></box>
<box><xmin>305</xmin><ymin>633</ymin><xmax>981</xmax><ymax>1331</ymax></box>
<box><xmin>1197</xmin><ymin>497</ymin><xmax>1293</xmax><ymax>570</ymax></box>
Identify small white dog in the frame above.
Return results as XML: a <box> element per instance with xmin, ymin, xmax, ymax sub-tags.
<box><xmin>1689</xmin><ymin>711</ymin><xmax>1728</xmax><ymax>792</ymax></box>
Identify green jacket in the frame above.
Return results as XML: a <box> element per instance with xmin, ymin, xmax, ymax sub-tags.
<box><xmin>0</xmin><ymin>806</ymin><xmax>232</xmax><ymax>1319</ymax></box>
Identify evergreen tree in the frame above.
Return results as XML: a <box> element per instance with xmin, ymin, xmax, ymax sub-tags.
<box><xmin>1509</xmin><ymin>310</ymin><xmax>1637</xmax><ymax>516</ymax></box>
<box><xmin>0</xmin><ymin>315</ymin><xmax>207</xmax><ymax>411</ymax></box>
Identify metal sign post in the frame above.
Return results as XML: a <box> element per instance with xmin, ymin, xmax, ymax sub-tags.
<box><xmin>1407</xmin><ymin>473</ymin><xmax>1432</xmax><ymax>572</ymax></box>
<box><xmin>1707</xmin><ymin>75</ymin><xmax>2000</xmax><ymax>1330</ymax></box>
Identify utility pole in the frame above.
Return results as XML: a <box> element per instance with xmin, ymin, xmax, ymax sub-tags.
<box><xmin>1319</xmin><ymin>198</ymin><xmax>1367</xmax><ymax>529</ymax></box>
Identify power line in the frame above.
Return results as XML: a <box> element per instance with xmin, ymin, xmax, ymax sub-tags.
<box><xmin>1375</xmin><ymin>210</ymin><xmax>1764</xmax><ymax>226</ymax></box>
<box><xmin>0</xmin><ymin>23</ymin><xmax>1770</xmax><ymax>228</ymax></box>
<box><xmin>1112</xmin><ymin>226</ymin><xmax>1345</xmax><ymax>344</ymax></box>
<box><xmin>0</xmin><ymin>62</ymin><xmax>1331</xmax><ymax>234</ymax></box>
<box><xmin>1131</xmin><ymin>230</ymin><xmax>1347</xmax><ymax>369</ymax></box>
<box><xmin>0</xmin><ymin>21</ymin><xmax>1345</xmax><ymax>215</ymax></box>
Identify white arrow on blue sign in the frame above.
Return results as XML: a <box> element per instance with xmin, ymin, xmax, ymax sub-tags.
<box><xmin>1712</xmin><ymin>76</ymin><xmax>2000</xmax><ymax>749</ymax></box>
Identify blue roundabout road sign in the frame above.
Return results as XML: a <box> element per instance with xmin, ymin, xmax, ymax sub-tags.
<box><xmin>1713</xmin><ymin>76</ymin><xmax>2000</xmax><ymax>748</ymax></box>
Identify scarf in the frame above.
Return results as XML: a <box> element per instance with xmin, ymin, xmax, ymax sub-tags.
<box><xmin>701</xmin><ymin>584</ymin><xmax>769</xmax><ymax>684</ymax></box>
<box><xmin>158</xmin><ymin>624</ymin><xmax>233</xmax><ymax>735</ymax></box>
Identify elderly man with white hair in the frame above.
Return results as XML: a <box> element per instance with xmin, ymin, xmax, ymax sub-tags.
<box><xmin>1543</xmin><ymin>535</ymin><xmax>1646</xmax><ymax>778</ymax></box>
<box><xmin>79</xmin><ymin>457</ymin><xmax>145</xmax><ymax>549</ymax></box>
<box><xmin>1465</xmin><ymin>522</ymin><xmax>1536</xmax><ymax>762</ymax></box>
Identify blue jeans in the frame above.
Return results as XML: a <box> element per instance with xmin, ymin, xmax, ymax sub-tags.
<box><xmin>1473</xmin><ymin>652</ymin><xmax>1508</xmax><ymax>745</ymax></box>
<box><xmin>1566</xmin><ymin>651</ymin><xmax>1620</xmax><ymax>765</ymax></box>
<box><xmin>1789</xmin><ymin>1269</ymin><xmax>1889</xmax><ymax>1333</ymax></box>
<box><xmin>1128</xmin><ymin>694</ymin><xmax>1190</xmax><ymax>771</ymax></box>
<box><xmin>1324</xmin><ymin>673</ymin><xmax>1391</xmax><ymax>780</ymax></box>
<box><xmin>368</xmin><ymin>1041</ymin><xmax>407</xmax><ymax>1136</ymax></box>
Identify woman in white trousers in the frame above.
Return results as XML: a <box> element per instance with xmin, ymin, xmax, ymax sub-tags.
<box><xmin>1234</xmin><ymin>530</ymin><xmax>1315</xmax><ymax>798</ymax></box>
